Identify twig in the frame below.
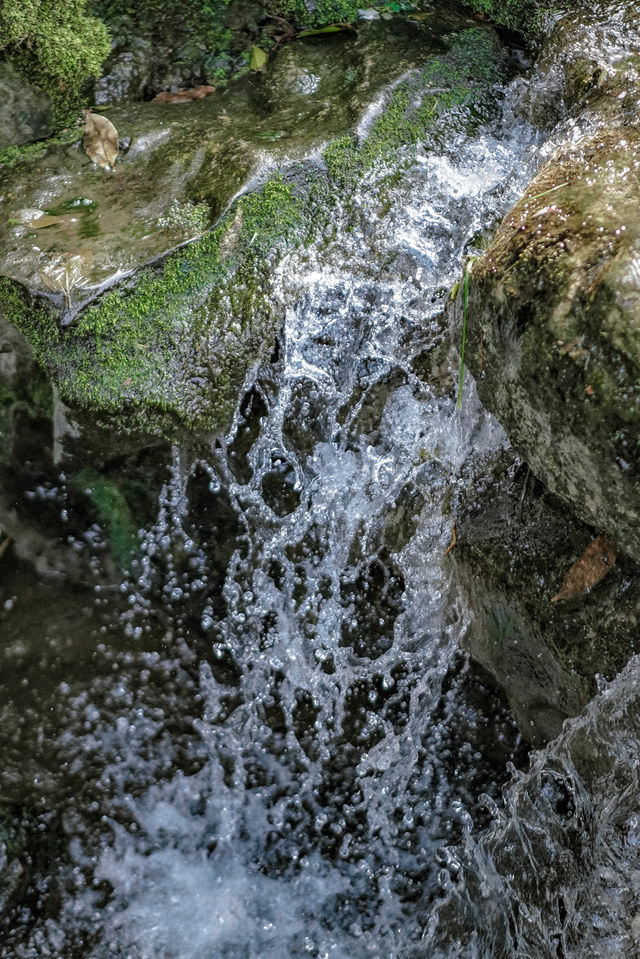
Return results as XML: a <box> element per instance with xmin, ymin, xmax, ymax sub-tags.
<box><xmin>444</xmin><ymin>523</ymin><xmax>457</xmax><ymax>556</ymax></box>
<box><xmin>0</xmin><ymin>536</ymin><xmax>10</xmax><ymax>561</ymax></box>
<box><xmin>266</xmin><ymin>13</ymin><xmax>296</xmax><ymax>51</ymax></box>
<box><xmin>517</xmin><ymin>467</ymin><xmax>531</xmax><ymax>523</ymax></box>
<box><xmin>456</xmin><ymin>259</ymin><xmax>474</xmax><ymax>408</ymax></box>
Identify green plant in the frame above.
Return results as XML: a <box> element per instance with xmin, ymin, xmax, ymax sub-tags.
<box><xmin>457</xmin><ymin>258</ymin><xmax>474</xmax><ymax>409</ymax></box>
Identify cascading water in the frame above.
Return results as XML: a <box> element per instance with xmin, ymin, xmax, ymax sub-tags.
<box><xmin>1</xmin><ymin>82</ymin><xmax>544</xmax><ymax>957</ymax></box>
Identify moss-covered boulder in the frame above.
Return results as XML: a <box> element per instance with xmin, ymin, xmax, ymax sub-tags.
<box><xmin>451</xmin><ymin>451</ymin><xmax>640</xmax><ymax>744</ymax></box>
<box><xmin>452</xmin><ymin>2</ymin><xmax>640</xmax><ymax>561</ymax></box>
<box><xmin>0</xmin><ymin>0</ymin><xmax>110</xmax><ymax>129</ymax></box>
<box><xmin>1</xmin><ymin>18</ymin><xmax>513</xmax><ymax>439</ymax></box>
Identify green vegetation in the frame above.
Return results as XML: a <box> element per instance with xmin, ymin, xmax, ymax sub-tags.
<box><xmin>72</xmin><ymin>470</ymin><xmax>138</xmax><ymax>570</ymax></box>
<box><xmin>324</xmin><ymin>29</ymin><xmax>507</xmax><ymax>186</ymax></box>
<box><xmin>0</xmin><ymin>0</ymin><xmax>110</xmax><ymax>127</ymax></box>
<box><xmin>467</xmin><ymin>0</ymin><xmax>580</xmax><ymax>39</ymax></box>
<box><xmin>274</xmin><ymin>0</ymin><xmax>366</xmax><ymax>30</ymax></box>
<box><xmin>467</xmin><ymin>0</ymin><xmax>537</xmax><ymax>32</ymax></box>
<box><xmin>0</xmin><ymin>128</ymin><xmax>80</xmax><ymax>169</ymax></box>
<box><xmin>1</xmin><ymin>176</ymin><xmax>304</xmax><ymax>437</ymax></box>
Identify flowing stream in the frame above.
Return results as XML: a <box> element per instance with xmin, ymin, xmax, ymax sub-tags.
<box><xmin>0</xmin><ymin>66</ymin><xmax>570</xmax><ymax>958</ymax></box>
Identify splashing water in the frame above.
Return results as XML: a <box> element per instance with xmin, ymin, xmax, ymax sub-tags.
<box><xmin>1</xmin><ymin>102</ymin><xmax>542</xmax><ymax>957</ymax></box>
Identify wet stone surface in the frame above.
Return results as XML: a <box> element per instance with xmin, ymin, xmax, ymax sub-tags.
<box><xmin>452</xmin><ymin>0</ymin><xmax>640</xmax><ymax>561</ymax></box>
<box><xmin>0</xmin><ymin>17</ymin><xmax>455</xmax><ymax>295</ymax></box>
<box><xmin>452</xmin><ymin>449</ymin><xmax>640</xmax><ymax>745</ymax></box>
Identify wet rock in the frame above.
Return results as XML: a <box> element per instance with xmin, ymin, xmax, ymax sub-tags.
<box><xmin>1</xmin><ymin>16</ymin><xmax>511</xmax><ymax>439</ymax></box>
<box><xmin>452</xmin><ymin>451</ymin><xmax>640</xmax><ymax>744</ymax></box>
<box><xmin>94</xmin><ymin>33</ymin><xmax>154</xmax><ymax>105</ymax></box>
<box><xmin>452</xmin><ymin>1</ymin><xmax>640</xmax><ymax>561</ymax></box>
<box><xmin>427</xmin><ymin>654</ymin><xmax>640</xmax><ymax>957</ymax></box>
<box><xmin>0</xmin><ymin>61</ymin><xmax>52</xmax><ymax>152</ymax></box>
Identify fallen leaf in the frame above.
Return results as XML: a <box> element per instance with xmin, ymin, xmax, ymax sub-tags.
<box><xmin>153</xmin><ymin>85</ymin><xmax>216</xmax><ymax>103</ymax></box>
<box><xmin>11</xmin><ymin>209</ymin><xmax>68</xmax><ymax>229</ymax></box>
<box><xmin>83</xmin><ymin>110</ymin><xmax>119</xmax><ymax>170</ymax></box>
<box><xmin>297</xmin><ymin>22</ymin><xmax>354</xmax><ymax>36</ymax></box>
<box><xmin>444</xmin><ymin>523</ymin><xmax>457</xmax><ymax>556</ymax></box>
<box><xmin>249</xmin><ymin>45</ymin><xmax>268</xmax><ymax>71</ymax></box>
<box><xmin>551</xmin><ymin>534</ymin><xmax>616</xmax><ymax>603</ymax></box>
<box><xmin>39</xmin><ymin>252</ymin><xmax>91</xmax><ymax>307</ymax></box>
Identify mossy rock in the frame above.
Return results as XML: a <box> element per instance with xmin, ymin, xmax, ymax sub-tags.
<box><xmin>0</xmin><ymin>18</ymin><xmax>461</xmax><ymax>294</ymax></box>
<box><xmin>451</xmin><ymin>7</ymin><xmax>640</xmax><ymax>561</ymax></box>
<box><xmin>0</xmin><ymin>0</ymin><xmax>110</xmax><ymax>129</ymax></box>
<box><xmin>0</xmin><ymin>61</ymin><xmax>53</xmax><ymax>153</ymax></box>
<box><xmin>1</xmin><ymin>19</ymin><xmax>512</xmax><ymax>439</ymax></box>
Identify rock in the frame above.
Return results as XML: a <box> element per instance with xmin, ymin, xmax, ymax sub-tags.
<box><xmin>427</xmin><ymin>654</ymin><xmax>640</xmax><ymax>956</ymax></box>
<box><xmin>0</xmin><ymin>61</ymin><xmax>52</xmax><ymax>152</ymax></box>
<box><xmin>452</xmin><ymin>1</ymin><xmax>640</xmax><ymax>561</ymax></box>
<box><xmin>452</xmin><ymin>451</ymin><xmax>640</xmax><ymax>744</ymax></box>
<box><xmin>0</xmin><ymin>17</ymin><xmax>513</xmax><ymax>439</ymax></box>
<box><xmin>0</xmin><ymin>18</ymin><xmax>459</xmax><ymax>297</ymax></box>
<box><xmin>94</xmin><ymin>34</ymin><xmax>154</xmax><ymax>106</ymax></box>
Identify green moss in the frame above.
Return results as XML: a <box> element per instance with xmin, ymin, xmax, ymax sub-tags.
<box><xmin>466</xmin><ymin>0</ymin><xmax>580</xmax><ymax>40</ymax></box>
<box><xmin>2</xmin><ymin>177</ymin><xmax>304</xmax><ymax>438</ymax></box>
<box><xmin>272</xmin><ymin>0</ymin><xmax>364</xmax><ymax>29</ymax></box>
<box><xmin>72</xmin><ymin>469</ymin><xmax>138</xmax><ymax>570</ymax></box>
<box><xmin>0</xmin><ymin>128</ymin><xmax>81</xmax><ymax>170</ymax></box>
<box><xmin>466</xmin><ymin>0</ymin><xmax>537</xmax><ymax>33</ymax></box>
<box><xmin>0</xmin><ymin>0</ymin><xmax>110</xmax><ymax>127</ymax></box>
<box><xmin>323</xmin><ymin>28</ymin><xmax>506</xmax><ymax>185</ymax></box>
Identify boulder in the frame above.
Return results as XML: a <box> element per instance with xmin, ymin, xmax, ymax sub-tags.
<box><xmin>452</xmin><ymin>1</ymin><xmax>640</xmax><ymax>560</ymax></box>
<box><xmin>451</xmin><ymin>451</ymin><xmax>640</xmax><ymax>744</ymax></box>
<box><xmin>0</xmin><ymin>61</ymin><xmax>52</xmax><ymax>152</ymax></box>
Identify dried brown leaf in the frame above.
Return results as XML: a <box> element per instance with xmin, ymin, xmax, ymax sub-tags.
<box><xmin>12</xmin><ymin>208</ymin><xmax>66</xmax><ymax>229</ymax></box>
<box><xmin>83</xmin><ymin>110</ymin><xmax>119</xmax><ymax>170</ymax></box>
<box><xmin>39</xmin><ymin>252</ymin><xmax>91</xmax><ymax>305</ymax></box>
<box><xmin>551</xmin><ymin>534</ymin><xmax>616</xmax><ymax>604</ymax></box>
<box><xmin>153</xmin><ymin>85</ymin><xmax>216</xmax><ymax>103</ymax></box>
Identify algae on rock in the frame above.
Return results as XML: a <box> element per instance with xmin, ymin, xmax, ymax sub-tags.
<box><xmin>451</xmin><ymin>2</ymin><xmax>640</xmax><ymax>561</ymax></box>
<box><xmin>1</xmin><ymin>18</ymin><xmax>514</xmax><ymax>441</ymax></box>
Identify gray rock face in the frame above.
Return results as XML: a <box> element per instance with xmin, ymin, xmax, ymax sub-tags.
<box><xmin>94</xmin><ymin>35</ymin><xmax>154</xmax><ymax>105</ymax></box>
<box><xmin>452</xmin><ymin>451</ymin><xmax>639</xmax><ymax>745</ymax></box>
<box><xmin>0</xmin><ymin>61</ymin><xmax>52</xmax><ymax>152</ymax></box>
<box><xmin>451</xmin><ymin>1</ymin><xmax>640</xmax><ymax>561</ymax></box>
